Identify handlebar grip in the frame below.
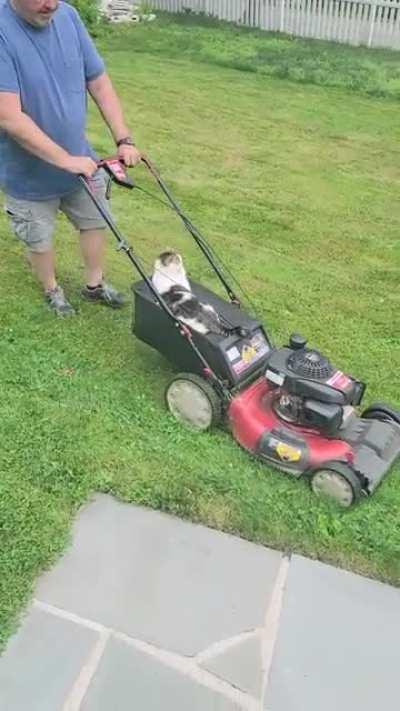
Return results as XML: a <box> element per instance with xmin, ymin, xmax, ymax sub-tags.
<box><xmin>99</xmin><ymin>157</ymin><xmax>134</xmax><ymax>189</ymax></box>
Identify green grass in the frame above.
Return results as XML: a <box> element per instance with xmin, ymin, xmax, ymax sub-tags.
<box><xmin>1</xmin><ymin>14</ymin><xmax>400</xmax><ymax>649</ymax></box>
<box><xmin>98</xmin><ymin>11</ymin><xmax>400</xmax><ymax>99</ymax></box>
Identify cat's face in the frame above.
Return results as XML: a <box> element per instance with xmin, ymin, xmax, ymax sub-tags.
<box><xmin>154</xmin><ymin>251</ymin><xmax>186</xmax><ymax>276</ymax></box>
<box><xmin>157</xmin><ymin>251</ymin><xmax>183</xmax><ymax>269</ymax></box>
<box><xmin>152</xmin><ymin>250</ymin><xmax>190</xmax><ymax>294</ymax></box>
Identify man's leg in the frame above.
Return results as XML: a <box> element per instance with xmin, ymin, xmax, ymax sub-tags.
<box><xmin>79</xmin><ymin>228</ymin><xmax>106</xmax><ymax>288</ymax></box>
<box><xmin>4</xmin><ymin>195</ymin><xmax>75</xmax><ymax>316</ymax></box>
<box><xmin>61</xmin><ymin>171</ymin><xmax>125</xmax><ymax>308</ymax></box>
<box><xmin>27</xmin><ymin>249</ymin><xmax>57</xmax><ymax>292</ymax></box>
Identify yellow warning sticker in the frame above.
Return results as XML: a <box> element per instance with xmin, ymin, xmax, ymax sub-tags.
<box><xmin>242</xmin><ymin>344</ymin><xmax>257</xmax><ymax>364</ymax></box>
<box><xmin>276</xmin><ymin>442</ymin><xmax>302</xmax><ymax>463</ymax></box>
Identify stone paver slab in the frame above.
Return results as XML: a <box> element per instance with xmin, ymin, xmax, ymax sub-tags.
<box><xmin>81</xmin><ymin>636</ymin><xmax>246</xmax><ymax>711</ymax></box>
<box><xmin>36</xmin><ymin>495</ymin><xmax>281</xmax><ymax>655</ymax></box>
<box><xmin>0</xmin><ymin>607</ymin><xmax>97</xmax><ymax>711</ymax></box>
<box><xmin>264</xmin><ymin>555</ymin><xmax>400</xmax><ymax>711</ymax></box>
<box><xmin>201</xmin><ymin>634</ymin><xmax>263</xmax><ymax>698</ymax></box>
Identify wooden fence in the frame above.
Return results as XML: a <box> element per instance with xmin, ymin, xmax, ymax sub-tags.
<box><xmin>150</xmin><ymin>0</ymin><xmax>400</xmax><ymax>49</ymax></box>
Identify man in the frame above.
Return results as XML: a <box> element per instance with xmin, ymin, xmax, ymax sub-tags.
<box><xmin>0</xmin><ymin>0</ymin><xmax>142</xmax><ymax>316</ymax></box>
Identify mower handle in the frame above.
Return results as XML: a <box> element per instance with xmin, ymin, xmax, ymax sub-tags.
<box><xmin>80</xmin><ymin>154</ymin><xmax>164</xmax><ymax>185</ymax></box>
<box><xmin>80</xmin><ymin>155</ymin><xmax>156</xmax><ymax>188</ymax></box>
<box><xmin>81</xmin><ymin>154</ymin><xmax>241</xmax><ymax>307</ymax></box>
<box><xmin>96</xmin><ymin>156</ymin><xmax>135</xmax><ymax>189</ymax></box>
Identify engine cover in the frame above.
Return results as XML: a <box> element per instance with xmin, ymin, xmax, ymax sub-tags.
<box><xmin>265</xmin><ymin>337</ymin><xmax>365</xmax><ymax>407</ymax></box>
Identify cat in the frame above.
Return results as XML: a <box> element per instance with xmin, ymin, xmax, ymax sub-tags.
<box><xmin>152</xmin><ymin>250</ymin><xmax>226</xmax><ymax>336</ymax></box>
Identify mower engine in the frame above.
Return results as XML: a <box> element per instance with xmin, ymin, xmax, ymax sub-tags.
<box><xmin>229</xmin><ymin>333</ymin><xmax>400</xmax><ymax>506</ymax></box>
<box><xmin>266</xmin><ymin>334</ymin><xmax>365</xmax><ymax>436</ymax></box>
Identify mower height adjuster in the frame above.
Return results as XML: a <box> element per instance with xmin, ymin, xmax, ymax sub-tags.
<box><xmin>116</xmin><ymin>239</ymin><xmax>131</xmax><ymax>253</ymax></box>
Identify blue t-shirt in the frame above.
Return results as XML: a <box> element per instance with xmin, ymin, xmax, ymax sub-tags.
<box><xmin>0</xmin><ymin>1</ymin><xmax>105</xmax><ymax>200</ymax></box>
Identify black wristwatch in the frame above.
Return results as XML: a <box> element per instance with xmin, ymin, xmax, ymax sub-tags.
<box><xmin>116</xmin><ymin>136</ymin><xmax>136</xmax><ymax>147</ymax></box>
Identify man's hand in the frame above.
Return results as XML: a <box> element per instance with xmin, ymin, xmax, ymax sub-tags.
<box><xmin>117</xmin><ymin>144</ymin><xmax>142</xmax><ymax>167</ymax></box>
<box><xmin>63</xmin><ymin>155</ymin><xmax>98</xmax><ymax>178</ymax></box>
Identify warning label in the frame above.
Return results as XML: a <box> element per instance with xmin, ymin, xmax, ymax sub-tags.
<box><xmin>230</xmin><ymin>332</ymin><xmax>270</xmax><ymax>375</ymax></box>
<box><xmin>327</xmin><ymin>370</ymin><xmax>352</xmax><ymax>390</ymax></box>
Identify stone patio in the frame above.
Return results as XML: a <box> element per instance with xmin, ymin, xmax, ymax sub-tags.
<box><xmin>0</xmin><ymin>494</ymin><xmax>399</xmax><ymax>710</ymax></box>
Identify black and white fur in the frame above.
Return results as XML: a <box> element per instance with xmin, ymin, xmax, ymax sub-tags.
<box><xmin>152</xmin><ymin>250</ymin><xmax>225</xmax><ymax>335</ymax></box>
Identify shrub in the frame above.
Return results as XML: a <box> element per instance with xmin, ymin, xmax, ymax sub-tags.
<box><xmin>68</xmin><ymin>0</ymin><xmax>101</xmax><ymax>32</ymax></box>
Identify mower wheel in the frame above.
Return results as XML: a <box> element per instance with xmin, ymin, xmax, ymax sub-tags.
<box><xmin>362</xmin><ymin>402</ymin><xmax>400</xmax><ymax>426</ymax></box>
<box><xmin>165</xmin><ymin>373</ymin><xmax>222</xmax><ymax>431</ymax></box>
<box><xmin>310</xmin><ymin>461</ymin><xmax>362</xmax><ymax>508</ymax></box>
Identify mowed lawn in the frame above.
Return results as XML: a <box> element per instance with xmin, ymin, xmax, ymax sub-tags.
<box><xmin>1</xmin><ymin>15</ymin><xmax>400</xmax><ymax>648</ymax></box>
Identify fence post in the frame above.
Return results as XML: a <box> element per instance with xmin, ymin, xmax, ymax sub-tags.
<box><xmin>280</xmin><ymin>0</ymin><xmax>286</xmax><ymax>32</ymax></box>
<box><xmin>367</xmin><ymin>0</ymin><xmax>377</xmax><ymax>47</ymax></box>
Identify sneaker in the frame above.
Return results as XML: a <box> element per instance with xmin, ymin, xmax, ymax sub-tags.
<box><xmin>81</xmin><ymin>281</ymin><xmax>126</xmax><ymax>309</ymax></box>
<box><xmin>45</xmin><ymin>286</ymin><xmax>75</xmax><ymax>317</ymax></box>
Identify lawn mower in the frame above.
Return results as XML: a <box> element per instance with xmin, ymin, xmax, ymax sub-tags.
<box><xmin>80</xmin><ymin>157</ymin><xmax>400</xmax><ymax>507</ymax></box>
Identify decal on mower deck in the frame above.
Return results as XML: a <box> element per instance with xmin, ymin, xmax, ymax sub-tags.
<box><xmin>274</xmin><ymin>440</ymin><xmax>302</xmax><ymax>463</ymax></box>
<box><xmin>228</xmin><ymin>332</ymin><xmax>270</xmax><ymax>376</ymax></box>
<box><xmin>258</xmin><ymin>430</ymin><xmax>309</xmax><ymax>471</ymax></box>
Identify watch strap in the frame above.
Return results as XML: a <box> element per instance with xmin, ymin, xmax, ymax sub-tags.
<box><xmin>116</xmin><ymin>137</ymin><xmax>135</xmax><ymax>147</ymax></box>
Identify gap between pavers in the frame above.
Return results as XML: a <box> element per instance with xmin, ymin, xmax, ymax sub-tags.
<box><xmin>264</xmin><ymin>554</ymin><xmax>400</xmax><ymax>711</ymax></box>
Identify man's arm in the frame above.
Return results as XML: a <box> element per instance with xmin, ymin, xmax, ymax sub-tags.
<box><xmin>0</xmin><ymin>92</ymin><xmax>97</xmax><ymax>177</ymax></box>
<box><xmin>88</xmin><ymin>72</ymin><xmax>142</xmax><ymax>166</ymax></box>
<box><xmin>69</xmin><ymin>5</ymin><xmax>142</xmax><ymax>167</ymax></box>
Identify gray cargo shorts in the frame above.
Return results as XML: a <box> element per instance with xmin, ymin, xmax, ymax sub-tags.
<box><xmin>4</xmin><ymin>170</ymin><xmax>109</xmax><ymax>254</ymax></box>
